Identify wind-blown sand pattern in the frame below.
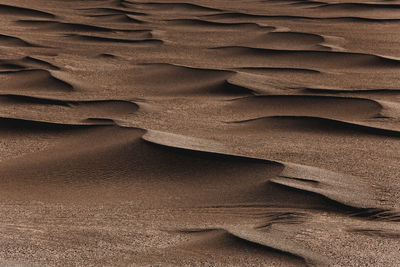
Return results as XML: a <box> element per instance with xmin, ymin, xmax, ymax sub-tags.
<box><xmin>0</xmin><ymin>0</ymin><xmax>399</xmax><ymax>266</ymax></box>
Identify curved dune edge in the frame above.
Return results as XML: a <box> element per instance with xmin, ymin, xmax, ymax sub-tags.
<box><xmin>226</xmin><ymin>94</ymin><xmax>400</xmax><ymax>126</ymax></box>
<box><xmin>171</xmin><ymin>227</ymin><xmax>323</xmax><ymax>266</ymax></box>
<box><xmin>2</xmin><ymin>116</ymin><xmax>397</xmax><ymax>217</ymax></box>
<box><xmin>165</xmin><ymin>18</ymin><xmax>274</xmax><ymax>30</ymax></box>
<box><xmin>0</xmin><ymin>95</ymin><xmax>141</xmax><ymax>125</ymax></box>
<box><xmin>0</xmin><ymin>56</ymin><xmax>60</xmax><ymax>70</ymax></box>
<box><xmin>272</xmin><ymin>163</ymin><xmax>376</xmax><ymax>210</ymax></box>
<box><xmin>229</xmin><ymin>116</ymin><xmax>400</xmax><ymax>137</ymax></box>
<box><xmin>0</xmin><ymin>118</ymin><xmax>391</xmax><ymax>215</ymax></box>
<box><xmin>76</xmin><ymin>7</ymin><xmax>148</xmax><ymax>17</ymax></box>
<box><xmin>125</xmin><ymin>2</ymin><xmax>222</xmax><ymax>13</ymax></box>
<box><xmin>142</xmin><ymin>129</ymin><xmax>230</xmax><ymax>154</ymax></box>
<box><xmin>232</xmin><ymin>67</ymin><xmax>321</xmax><ymax>74</ymax></box>
<box><xmin>226</xmin><ymin>227</ymin><xmax>326</xmax><ymax>266</ymax></box>
<box><xmin>376</xmin><ymin>100</ymin><xmax>400</xmax><ymax>119</ymax></box>
<box><xmin>300</xmin><ymin>87</ymin><xmax>400</xmax><ymax>94</ymax></box>
<box><xmin>227</xmin><ymin>31</ymin><xmax>344</xmax><ymax>51</ymax></box>
<box><xmin>210</xmin><ymin>46</ymin><xmax>400</xmax><ymax>68</ymax></box>
<box><xmin>0</xmin><ymin>117</ymin><xmax>114</xmax><ymax>128</ymax></box>
<box><xmin>15</xmin><ymin>20</ymin><xmax>150</xmax><ymax>33</ymax></box>
<box><xmin>0</xmin><ymin>3</ymin><xmax>54</xmax><ymax>18</ymax></box>
<box><xmin>0</xmin><ymin>33</ymin><xmax>43</xmax><ymax>48</ymax></box>
<box><xmin>201</xmin><ymin>12</ymin><xmax>400</xmax><ymax>22</ymax></box>
<box><xmin>0</xmin><ymin>69</ymin><xmax>74</xmax><ymax>93</ymax></box>
<box><xmin>347</xmin><ymin>228</ymin><xmax>400</xmax><ymax>238</ymax></box>
<box><xmin>310</xmin><ymin>3</ymin><xmax>400</xmax><ymax>11</ymax></box>
<box><xmin>0</xmin><ymin>93</ymin><xmax>145</xmax><ymax>106</ymax></box>
<box><xmin>142</xmin><ymin>129</ymin><xmax>397</xmax><ymax>214</ymax></box>
<box><xmin>65</xmin><ymin>34</ymin><xmax>162</xmax><ymax>44</ymax></box>
<box><xmin>123</xmin><ymin>63</ymin><xmax>256</xmax><ymax>96</ymax></box>
<box><xmin>145</xmin><ymin>130</ymin><xmax>399</xmax><ymax>265</ymax></box>
<box><xmin>81</xmin><ymin>13</ymin><xmax>148</xmax><ymax>24</ymax></box>
<box><xmin>224</xmin><ymin>94</ymin><xmax>384</xmax><ymax>121</ymax></box>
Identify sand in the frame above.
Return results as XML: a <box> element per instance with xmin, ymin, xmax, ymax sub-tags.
<box><xmin>0</xmin><ymin>0</ymin><xmax>399</xmax><ymax>266</ymax></box>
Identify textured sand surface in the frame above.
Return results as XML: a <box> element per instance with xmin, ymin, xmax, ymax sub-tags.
<box><xmin>0</xmin><ymin>0</ymin><xmax>400</xmax><ymax>266</ymax></box>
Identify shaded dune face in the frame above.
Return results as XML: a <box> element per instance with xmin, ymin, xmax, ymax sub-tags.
<box><xmin>0</xmin><ymin>69</ymin><xmax>73</xmax><ymax>93</ymax></box>
<box><xmin>230</xmin><ymin>116</ymin><xmax>400</xmax><ymax>138</ymax></box>
<box><xmin>83</xmin><ymin>13</ymin><xmax>147</xmax><ymax>24</ymax></box>
<box><xmin>0</xmin><ymin>124</ymin><xmax>390</xmax><ymax>217</ymax></box>
<box><xmin>211</xmin><ymin>47</ymin><xmax>400</xmax><ymax>70</ymax></box>
<box><xmin>0</xmin><ymin>0</ymin><xmax>400</xmax><ymax>266</ymax></box>
<box><xmin>158</xmin><ymin>21</ymin><xmax>333</xmax><ymax>50</ymax></box>
<box><xmin>0</xmin><ymin>3</ymin><xmax>54</xmax><ymax>18</ymax></box>
<box><xmin>0</xmin><ymin>95</ymin><xmax>139</xmax><ymax>124</ymax></box>
<box><xmin>66</xmin><ymin>33</ymin><xmax>161</xmax><ymax>44</ymax></box>
<box><xmin>77</xmin><ymin>7</ymin><xmax>147</xmax><ymax>17</ymax></box>
<box><xmin>0</xmin><ymin>126</ymin><xmax>282</xmax><ymax>206</ymax></box>
<box><xmin>124</xmin><ymin>2</ymin><xmax>222</xmax><ymax>13</ymax></box>
<box><xmin>0</xmin><ymin>56</ymin><xmax>60</xmax><ymax>71</ymax></box>
<box><xmin>225</xmin><ymin>95</ymin><xmax>383</xmax><ymax>120</ymax></box>
<box><xmin>0</xmin><ymin>33</ymin><xmax>38</xmax><ymax>47</ymax></box>
<box><xmin>106</xmin><ymin>63</ymin><xmax>254</xmax><ymax>96</ymax></box>
<box><xmin>168</xmin><ymin>228</ymin><xmax>309</xmax><ymax>266</ymax></box>
<box><xmin>15</xmin><ymin>20</ymin><xmax>136</xmax><ymax>33</ymax></box>
<box><xmin>250</xmin><ymin>31</ymin><xmax>329</xmax><ymax>50</ymax></box>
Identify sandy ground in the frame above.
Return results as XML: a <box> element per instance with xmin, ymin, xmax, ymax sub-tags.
<box><xmin>0</xmin><ymin>0</ymin><xmax>400</xmax><ymax>266</ymax></box>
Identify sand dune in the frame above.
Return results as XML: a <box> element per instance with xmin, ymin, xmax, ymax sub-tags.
<box><xmin>126</xmin><ymin>2</ymin><xmax>222</xmax><ymax>13</ymax></box>
<box><xmin>78</xmin><ymin>7</ymin><xmax>148</xmax><ymax>17</ymax></box>
<box><xmin>212</xmin><ymin>47</ymin><xmax>400</xmax><ymax>69</ymax></box>
<box><xmin>85</xmin><ymin>13</ymin><xmax>147</xmax><ymax>24</ymax></box>
<box><xmin>0</xmin><ymin>3</ymin><xmax>54</xmax><ymax>18</ymax></box>
<box><xmin>230</xmin><ymin>116</ymin><xmax>400</xmax><ymax>137</ymax></box>
<box><xmin>0</xmin><ymin>56</ymin><xmax>60</xmax><ymax>70</ymax></box>
<box><xmin>66</xmin><ymin>33</ymin><xmax>160</xmax><ymax>44</ymax></box>
<box><xmin>15</xmin><ymin>20</ymin><xmax>125</xmax><ymax>32</ymax></box>
<box><xmin>0</xmin><ymin>69</ymin><xmax>73</xmax><ymax>93</ymax></box>
<box><xmin>225</xmin><ymin>95</ymin><xmax>382</xmax><ymax>120</ymax></box>
<box><xmin>99</xmin><ymin>63</ymin><xmax>253</xmax><ymax>96</ymax></box>
<box><xmin>0</xmin><ymin>0</ymin><xmax>399</xmax><ymax>266</ymax></box>
<box><xmin>203</xmin><ymin>11</ymin><xmax>400</xmax><ymax>23</ymax></box>
<box><xmin>171</xmin><ymin>228</ymin><xmax>312</xmax><ymax>266</ymax></box>
<box><xmin>1</xmin><ymin>124</ymin><xmax>392</xmax><ymax>216</ymax></box>
<box><xmin>311</xmin><ymin>3</ymin><xmax>400</xmax><ymax>11</ymax></box>
<box><xmin>251</xmin><ymin>31</ymin><xmax>330</xmax><ymax>50</ymax></box>
<box><xmin>0</xmin><ymin>33</ymin><xmax>39</xmax><ymax>47</ymax></box>
<box><xmin>166</xmin><ymin>18</ymin><xmax>271</xmax><ymax>30</ymax></box>
<box><xmin>0</xmin><ymin>94</ymin><xmax>139</xmax><ymax>124</ymax></box>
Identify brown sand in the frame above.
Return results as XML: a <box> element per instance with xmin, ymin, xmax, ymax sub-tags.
<box><xmin>0</xmin><ymin>0</ymin><xmax>400</xmax><ymax>266</ymax></box>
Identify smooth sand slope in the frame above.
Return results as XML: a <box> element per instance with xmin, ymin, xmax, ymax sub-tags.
<box><xmin>0</xmin><ymin>0</ymin><xmax>399</xmax><ymax>266</ymax></box>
